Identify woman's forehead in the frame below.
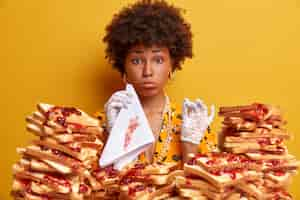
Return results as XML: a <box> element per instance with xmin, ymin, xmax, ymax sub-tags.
<box><xmin>128</xmin><ymin>44</ymin><xmax>169</xmax><ymax>54</ymax></box>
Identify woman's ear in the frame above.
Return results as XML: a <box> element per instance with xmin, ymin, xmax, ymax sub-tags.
<box><xmin>168</xmin><ymin>70</ymin><xmax>174</xmax><ymax>80</ymax></box>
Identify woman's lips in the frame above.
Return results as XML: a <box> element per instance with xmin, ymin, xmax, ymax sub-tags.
<box><xmin>141</xmin><ymin>83</ymin><xmax>156</xmax><ymax>88</ymax></box>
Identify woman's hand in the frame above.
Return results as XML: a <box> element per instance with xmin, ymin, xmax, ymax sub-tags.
<box><xmin>181</xmin><ymin>98</ymin><xmax>215</xmax><ymax>144</ymax></box>
<box><xmin>104</xmin><ymin>90</ymin><xmax>133</xmax><ymax>132</ymax></box>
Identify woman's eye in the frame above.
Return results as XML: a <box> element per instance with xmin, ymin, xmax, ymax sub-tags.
<box><xmin>131</xmin><ymin>58</ymin><xmax>142</xmax><ymax>65</ymax></box>
<box><xmin>155</xmin><ymin>57</ymin><xmax>164</xmax><ymax>64</ymax></box>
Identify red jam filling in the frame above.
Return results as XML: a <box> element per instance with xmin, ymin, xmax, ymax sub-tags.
<box><xmin>44</xmin><ymin>175</ymin><xmax>71</xmax><ymax>188</ymax></box>
<box><xmin>238</xmin><ymin>103</ymin><xmax>268</xmax><ymax>121</ymax></box>
<box><xmin>79</xmin><ymin>184</ymin><xmax>89</xmax><ymax>193</ymax></box>
<box><xmin>273</xmin><ymin>170</ymin><xmax>286</xmax><ymax>176</ymax></box>
<box><xmin>69</xmin><ymin>146</ymin><xmax>81</xmax><ymax>152</ymax></box>
<box><xmin>128</xmin><ymin>185</ymin><xmax>146</xmax><ymax>196</ymax></box>
<box><xmin>206</xmin><ymin>159</ymin><xmax>217</xmax><ymax>165</ymax></box>
<box><xmin>266</xmin><ymin>159</ymin><xmax>281</xmax><ymax>167</ymax></box>
<box><xmin>45</xmin><ymin>106</ymin><xmax>82</xmax><ymax>128</ymax></box>
<box><xmin>133</xmin><ymin>163</ymin><xmax>146</xmax><ymax>170</ymax></box>
<box><xmin>258</xmin><ymin>138</ymin><xmax>271</xmax><ymax>146</ymax></box>
<box><xmin>209</xmin><ymin>168</ymin><xmax>243</xmax><ymax>180</ymax></box>
<box><xmin>93</xmin><ymin>165</ymin><xmax>118</xmax><ymax>181</ymax></box>
<box><xmin>186</xmin><ymin>179</ymin><xmax>192</xmax><ymax>185</ymax></box>
<box><xmin>187</xmin><ymin>154</ymin><xmax>207</xmax><ymax>165</ymax></box>
<box><xmin>104</xmin><ymin>165</ymin><xmax>119</xmax><ymax>178</ymax></box>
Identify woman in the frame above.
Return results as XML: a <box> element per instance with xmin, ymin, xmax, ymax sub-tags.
<box><xmin>95</xmin><ymin>0</ymin><xmax>217</xmax><ymax>165</ymax></box>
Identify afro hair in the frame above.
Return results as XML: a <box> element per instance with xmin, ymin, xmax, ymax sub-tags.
<box><xmin>103</xmin><ymin>0</ymin><xmax>193</xmax><ymax>74</ymax></box>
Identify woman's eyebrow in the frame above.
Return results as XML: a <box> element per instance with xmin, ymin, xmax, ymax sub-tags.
<box><xmin>130</xmin><ymin>49</ymin><xmax>144</xmax><ymax>54</ymax></box>
<box><xmin>152</xmin><ymin>49</ymin><xmax>161</xmax><ymax>53</ymax></box>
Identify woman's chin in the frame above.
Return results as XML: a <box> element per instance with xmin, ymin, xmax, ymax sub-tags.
<box><xmin>137</xmin><ymin>88</ymin><xmax>160</xmax><ymax>97</ymax></box>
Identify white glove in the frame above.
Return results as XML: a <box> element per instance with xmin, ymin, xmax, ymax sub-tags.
<box><xmin>181</xmin><ymin>98</ymin><xmax>215</xmax><ymax>144</ymax></box>
<box><xmin>104</xmin><ymin>90</ymin><xmax>133</xmax><ymax>133</ymax></box>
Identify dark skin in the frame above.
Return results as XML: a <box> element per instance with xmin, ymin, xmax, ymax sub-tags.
<box><xmin>123</xmin><ymin>44</ymin><xmax>197</xmax><ymax>163</ymax></box>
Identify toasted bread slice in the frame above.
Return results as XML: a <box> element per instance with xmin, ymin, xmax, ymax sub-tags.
<box><xmin>19</xmin><ymin>158</ymin><xmax>57</xmax><ymax>173</ymax></box>
<box><xmin>32</xmin><ymin>139</ymin><xmax>80</xmax><ymax>159</ymax></box>
<box><xmin>142</xmin><ymin>162</ymin><xmax>179</xmax><ymax>175</ymax></box>
<box><xmin>26</xmin><ymin>113</ymin><xmax>44</xmax><ymax>127</ymax></box>
<box><xmin>190</xmin><ymin>153</ymin><xmax>261</xmax><ymax>171</ymax></box>
<box><xmin>16</xmin><ymin>191</ymin><xmax>47</xmax><ymax>200</ymax></box>
<box><xmin>176</xmin><ymin>178</ymin><xmax>236</xmax><ymax>200</ymax></box>
<box><xmin>13</xmin><ymin>164</ymin><xmax>72</xmax><ymax>194</ymax></box>
<box><xmin>264</xmin><ymin>189</ymin><xmax>292</xmax><ymax>200</ymax></box>
<box><xmin>120</xmin><ymin>182</ymin><xmax>153</xmax><ymax>200</ymax></box>
<box><xmin>37</xmin><ymin>103</ymin><xmax>101</xmax><ymax>128</ymax></box>
<box><xmin>31</xmin><ymin>181</ymin><xmax>74</xmax><ymax>199</ymax></box>
<box><xmin>149</xmin><ymin>170</ymin><xmax>184</xmax><ymax>185</ymax></box>
<box><xmin>262</xmin><ymin>159</ymin><xmax>300</xmax><ymax>171</ymax></box>
<box><xmin>51</xmin><ymin>133</ymin><xmax>98</xmax><ymax>143</ymax></box>
<box><xmin>226</xmin><ymin>145</ymin><xmax>287</xmax><ymax>154</ymax></box>
<box><xmin>223</xmin><ymin>121</ymin><xmax>257</xmax><ymax>131</ymax></box>
<box><xmin>178</xmin><ymin>188</ymin><xmax>207</xmax><ymax>199</ymax></box>
<box><xmin>90</xmin><ymin>190</ymin><xmax>106</xmax><ymax>199</ymax></box>
<box><xmin>149</xmin><ymin>174</ymin><xmax>170</xmax><ymax>186</ymax></box>
<box><xmin>37</xmin><ymin>103</ymin><xmax>98</xmax><ymax>125</ymax></box>
<box><xmin>17</xmin><ymin>145</ymin><xmax>83</xmax><ymax>172</ymax></box>
<box><xmin>224</xmin><ymin>192</ymin><xmax>241</xmax><ymax>200</ymax></box>
<box><xmin>27</xmin><ymin>103</ymin><xmax>104</xmax><ymax>138</ymax></box>
<box><xmin>219</xmin><ymin>103</ymin><xmax>281</xmax><ymax>122</ymax></box>
<box><xmin>235</xmin><ymin>181</ymin><xmax>264</xmax><ymax>200</ymax></box>
<box><xmin>264</xmin><ymin>170</ymin><xmax>297</xmax><ymax>184</ymax></box>
<box><xmin>223</xmin><ymin>128</ymin><xmax>289</xmax><ymax>139</ymax></box>
<box><xmin>184</xmin><ymin>163</ymin><xmax>261</xmax><ymax>189</ymax></box>
<box><xmin>166</xmin><ymin>170</ymin><xmax>185</xmax><ymax>183</ymax></box>
<box><xmin>26</xmin><ymin>122</ymin><xmax>56</xmax><ymax>137</ymax></box>
<box><xmin>32</xmin><ymin>138</ymin><xmax>102</xmax><ymax>162</ymax></box>
<box><xmin>152</xmin><ymin>193</ymin><xmax>172</xmax><ymax>200</ymax></box>
<box><xmin>224</xmin><ymin>136</ymin><xmax>284</xmax><ymax>145</ymax></box>
<box><xmin>149</xmin><ymin>182</ymin><xmax>175</xmax><ymax>200</ymax></box>
<box><xmin>175</xmin><ymin>176</ymin><xmax>220</xmax><ymax>193</ymax></box>
<box><xmin>93</xmin><ymin>165</ymin><xmax>120</xmax><ymax>186</ymax></box>
<box><xmin>224</xmin><ymin>141</ymin><xmax>284</xmax><ymax>150</ymax></box>
<box><xmin>264</xmin><ymin>178</ymin><xmax>290</xmax><ymax>189</ymax></box>
<box><xmin>245</xmin><ymin>152</ymin><xmax>294</xmax><ymax>160</ymax></box>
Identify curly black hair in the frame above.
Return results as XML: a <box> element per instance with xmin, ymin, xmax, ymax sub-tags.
<box><xmin>103</xmin><ymin>0</ymin><xmax>193</xmax><ymax>74</ymax></box>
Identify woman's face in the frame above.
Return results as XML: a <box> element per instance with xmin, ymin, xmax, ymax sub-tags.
<box><xmin>124</xmin><ymin>44</ymin><xmax>172</xmax><ymax>97</ymax></box>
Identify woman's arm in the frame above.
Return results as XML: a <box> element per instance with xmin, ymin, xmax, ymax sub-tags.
<box><xmin>181</xmin><ymin>141</ymin><xmax>199</xmax><ymax>163</ymax></box>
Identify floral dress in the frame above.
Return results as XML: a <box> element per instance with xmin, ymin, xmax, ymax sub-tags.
<box><xmin>94</xmin><ymin>97</ymin><xmax>217</xmax><ymax>165</ymax></box>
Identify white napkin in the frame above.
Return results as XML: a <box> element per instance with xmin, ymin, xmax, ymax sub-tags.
<box><xmin>113</xmin><ymin>145</ymin><xmax>148</xmax><ymax>170</ymax></box>
<box><xmin>99</xmin><ymin>84</ymin><xmax>154</xmax><ymax>170</ymax></box>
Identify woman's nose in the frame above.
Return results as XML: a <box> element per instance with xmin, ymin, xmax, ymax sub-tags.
<box><xmin>142</xmin><ymin>60</ymin><xmax>153</xmax><ymax>77</ymax></box>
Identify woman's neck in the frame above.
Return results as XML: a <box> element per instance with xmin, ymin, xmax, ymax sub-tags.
<box><xmin>139</xmin><ymin>91</ymin><xmax>166</xmax><ymax>115</ymax></box>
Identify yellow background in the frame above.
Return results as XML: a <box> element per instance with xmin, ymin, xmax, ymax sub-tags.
<box><xmin>1</xmin><ymin>0</ymin><xmax>300</xmax><ymax>199</ymax></box>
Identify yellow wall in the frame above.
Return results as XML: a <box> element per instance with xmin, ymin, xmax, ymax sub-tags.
<box><xmin>1</xmin><ymin>0</ymin><xmax>300</xmax><ymax>199</ymax></box>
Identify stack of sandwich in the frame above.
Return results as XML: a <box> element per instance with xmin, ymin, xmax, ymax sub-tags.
<box><xmin>91</xmin><ymin>165</ymin><xmax>121</xmax><ymax>199</ymax></box>
<box><xmin>11</xmin><ymin>103</ymin><xmax>105</xmax><ymax>200</ymax></box>
<box><xmin>12</xmin><ymin>102</ymin><xmax>299</xmax><ymax>200</ymax></box>
<box><xmin>178</xmin><ymin>152</ymin><xmax>262</xmax><ymax>200</ymax></box>
<box><xmin>218</xmin><ymin>103</ymin><xmax>299</xmax><ymax>199</ymax></box>
<box><xmin>117</xmin><ymin>162</ymin><xmax>182</xmax><ymax>200</ymax></box>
